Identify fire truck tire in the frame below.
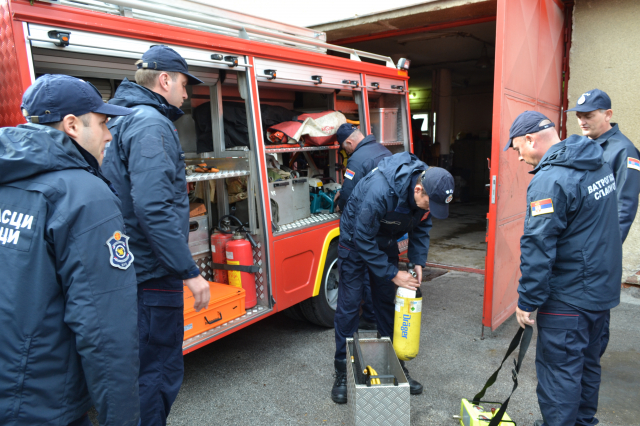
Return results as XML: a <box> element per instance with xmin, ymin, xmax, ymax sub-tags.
<box><xmin>282</xmin><ymin>304</ymin><xmax>307</xmax><ymax>322</ymax></box>
<box><xmin>300</xmin><ymin>241</ymin><xmax>338</xmax><ymax>328</ymax></box>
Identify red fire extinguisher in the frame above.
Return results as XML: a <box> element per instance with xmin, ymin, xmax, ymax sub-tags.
<box><xmin>211</xmin><ymin>229</ymin><xmax>233</xmax><ymax>284</ymax></box>
<box><xmin>226</xmin><ymin>231</ymin><xmax>257</xmax><ymax>309</ymax></box>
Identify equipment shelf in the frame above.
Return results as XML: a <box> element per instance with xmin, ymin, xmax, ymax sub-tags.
<box><xmin>182</xmin><ymin>305</ymin><xmax>271</xmax><ymax>352</ymax></box>
<box><xmin>264</xmin><ymin>144</ymin><xmax>341</xmax><ymax>154</ymax></box>
<box><xmin>273</xmin><ymin>212</ymin><xmax>340</xmax><ymax>235</ymax></box>
<box><xmin>185</xmin><ymin>170</ymin><xmax>250</xmax><ymax>182</ymax></box>
<box><xmin>381</xmin><ymin>141</ymin><xmax>404</xmax><ymax>146</ymax></box>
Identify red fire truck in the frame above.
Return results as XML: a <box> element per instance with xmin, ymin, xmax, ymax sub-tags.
<box><xmin>1</xmin><ymin>0</ymin><xmax>571</xmax><ymax>353</ymax></box>
<box><xmin>0</xmin><ymin>0</ymin><xmax>414</xmax><ymax>354</ymax></box>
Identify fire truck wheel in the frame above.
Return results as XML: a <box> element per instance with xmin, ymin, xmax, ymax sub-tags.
<box><xmin>300</xmin><ymin>241</ymin><xmax>338</xmax><ymax>328</ymax></box>
<box><xmin>282</xmin><ymin>303</ymin><xmax>307</xmax><ymax>322</ymax></box>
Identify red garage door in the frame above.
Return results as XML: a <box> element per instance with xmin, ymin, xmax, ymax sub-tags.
<box><xmin>483</xmin><ymin>0</ymin><xmax>566</xmax><ymax>330</ymax></box>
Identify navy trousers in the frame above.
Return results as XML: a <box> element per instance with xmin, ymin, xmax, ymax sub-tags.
<box><xmin>360</xmin><ymin>272</ymin><xmax>376</xmax><ymax>324</ymax></box>
<box><xmin>599</xmin><ymin>311</ymin><xmax>610</xmax><ymax>357</ymax></box>
<box><xmin>67</xmin><ymin>414</ymin><xmax>91</xmax><ymax>426</ymax></box>
<box><xmin>536</xmin><ymin>299</ymin><xmax>608</xmax><ymax>426</ymax></box>
<box><xmin>334</xmin><ymin>243</ymin><xmax>397</xmax><ymax>361</ymax></box>
<box><xmin>138</xmin><ymin>276</ymin><xmax>185</xmax><ymax>426</ymax></box>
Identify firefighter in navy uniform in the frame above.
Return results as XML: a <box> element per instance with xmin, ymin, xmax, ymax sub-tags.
<box><xmin>334</xmin><ymin>124</ymin><xmax>392</xmax><ymax>212</ymax></box>
<box><xmin>0</xmin><ymin>75</ymin><xmax>139</xmax><ymax>426</ymax></box>
<box><xmin>566</xmin><ymin>89</ymin><xmax>640</xmax><ymax>356</ymax></box>
<box><xmin>101</xmin><ymin>46</ymin><xmax>210</xmax><ymax>426</ymax></box>
<box><xmin>505</xmin><ymin>111</ymin><xmax>622</xmax><ymax>426</ymax></box>
<box><xmin>334</xmin><ymin>123</ymin><xmax>392</xmax><ymax>330</ymax></box>
<box><xmin>330</xmin><ymin>152</ymin><xmax>454</xmax><ymax>404</ymax></box>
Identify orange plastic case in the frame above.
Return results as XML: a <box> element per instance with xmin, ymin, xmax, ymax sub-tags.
<box><xmin>183</xmin><ymin>282</ymin><xmax>246</xmax><ymax>340</ymax></box>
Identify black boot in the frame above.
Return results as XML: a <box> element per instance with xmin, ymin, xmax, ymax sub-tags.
<box><xmin>331</xmin><ymin>359</ymin><xmax>348</xmax><ymax>404</ymax></box>
<box><xmin>399</xmin><ymin>360</ymin><xmax>423</xmax><ymax>395</ymax></box>
<box><xmin>358</xmin><ymin>318</ymin><xmax>377</xmax><ymax>330</ymax></box>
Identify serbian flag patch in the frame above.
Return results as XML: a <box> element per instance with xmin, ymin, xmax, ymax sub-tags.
<box><xmin>628</xmin><ymin>157</ymin><xmax>640</xmax><ymax>171</ymax></box>
<box><xmin>531</xmin><ymin>198</ymin><xmax>554</xmax><ymax>217</ymax></box>
<box><xmin>344</xmin><ymin>168</ymin><xmax>355</xmax><ymax>180</ymax></box>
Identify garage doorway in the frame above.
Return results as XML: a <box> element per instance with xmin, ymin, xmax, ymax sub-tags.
<box><xmin>338</xmin><ymin>19</ymin><xmax>497</xmax><ymax>272</ymax></box>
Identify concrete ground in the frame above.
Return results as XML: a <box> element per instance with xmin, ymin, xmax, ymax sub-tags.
<box><xmin>428</xmin><ymin>202</ymin><xmax>487</xmax><ymax>270</ymax></box>
<box><xmin>158</xmin><ymin>271</ymin><xmax>640</xmax><ymax>426</ymax></box>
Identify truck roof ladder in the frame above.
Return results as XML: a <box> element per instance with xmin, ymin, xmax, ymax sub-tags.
<box><xmin>36</xmin><ymin>0</ymin><xmax>396</xmax><ymax>68</ymax></box>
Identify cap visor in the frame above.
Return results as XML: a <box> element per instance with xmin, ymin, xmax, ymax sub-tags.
<box><xmin>94</xmin><ymin>103</ymin><xmax>134</xmax><ymax>117</ymax></box>
<box><xmin>503</xmin><ymin>138</ymin><xmax>513</xmax><ymax>152</ymax></box>
<box><xmin>429</xmin><ymin>200</ymin><xmax>449</xmax><ymax>220</ymax></box>
<box><xmin>566</xmin><ymin>105</ymin><xmax>596</xmax><ymax>112</ymax></box>
<box><xmin>185</xmin><ymin>72</ymin><xmax>204</xmax><ymax>85</ymax></box>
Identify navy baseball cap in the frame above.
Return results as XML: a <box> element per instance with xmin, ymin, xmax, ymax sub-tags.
<box><xmin>420</xmin><ymin>167</ymin><xmax>455</xmax><ymax>219</ymax></box>
<box><xmin>503</xmin><ymin>111</ymin><xmax>555</xmax><ymax>151</ymax></box>
<box><xmin>337</xmin><ymin>123</ymin><xmax>358</xmax><ymax>144</ymax></box>
<box><xmin>21</xmin><ymin>74</ymin><xmax>133</xmax><ymax>124</ymax></box>
<box><xmin>138</xmin><ymin>45</ymin><xmax>203</xmax><ymax>85</ymax></box>
<box><xmin>566</xmin><ymin>89</ymin><xmax>611</xmax><ymax>112</ymax></box>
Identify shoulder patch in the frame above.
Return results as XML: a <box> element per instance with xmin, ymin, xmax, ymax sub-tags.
<box><xmin>344</xmin><ymin>168</ymin><xmax>355</xmax><ymax>180</ymax></box>
<box><xmin>106</xmin><ymin>231</ymin><xmax>134</xmax><ymax>270</ymax></box>
<box><xmin>531</xmin><ymin>198</ymin><xmax>554</xmax><ymax>216</ymax></box>
<box><xmin>627</xmin><ymin>157</ymin><xmax>640</xmax><ymax>171</ymax></box>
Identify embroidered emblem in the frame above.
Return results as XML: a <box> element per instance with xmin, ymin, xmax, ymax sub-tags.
<box><xmin>446</xmin><ymin>194</ymin><xmax>453</xmax><ymax>203</ymax></box>
<box><xmin>344</xmin><ymin>168</ymin><xmax>355</xmax><ymax>180</ymax></box>
<box><xmin>106</xmin><ymin>230</ymin><xmax>134</xmax><ymax>270</ymax></box>
<box><xmin>628</xmin><ymin>157</ymin><xmax>640</xmax><ymax>171</ymax></box>
<box><xmin>531</xmin><ymin>198</ymin><xmax>554</xmax><ymax>217</ymax></box>
<box><xmin>577</xmin><ymin>95</ymin><xmax>586</xmax><ymax>105</ymax></box>
<box><xmin>421</xmin><ymin>212</ymin><xmax>430</xmax><ymax>221</ymax></box>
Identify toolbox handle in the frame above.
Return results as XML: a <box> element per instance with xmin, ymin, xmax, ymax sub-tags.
<box><xmin>292</xmin><ymin>179</ymin><xmax>307</xmax><ymax>184</ymax></box>
<box><xmin>204</xmin><ymin>311</ymin><xmax>222</xmax><ymax>324</ymax></box>
<box><xmin>366</xmin><ymin>374</ymin><xmax>398</xmax><ymax>387</ymax></box>
<box><xmin>273</xmin><ymin>181</ymin><xmax>290</xmax><ymax>188</ymax></box>
<box><xmin>189</xmin><ymin>221</ymin><xmax>200</xmax><ymax>232</ymax></box>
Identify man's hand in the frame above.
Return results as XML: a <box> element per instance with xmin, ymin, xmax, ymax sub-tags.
<box><xmin>392</xmin><ymin>271</ymin><xmax>420</xmax><ymax>291</ymax></box>
<box><xmin>515</xmin><ymin>306</ymin><xmax>535</xmax><ymax>329</ymax></box>
<box><xmin>334</xmin><ymin>191</ymin><xmax>341</xmax><ymax>202</ymax></box>
<box><xmin>414</xmin><ymin>264</ymin><xmax>423</xmax><ymax>284</ymax></box>
<box><xmin>184</xmin><ymin>275</ymin><xmax>210</xmax><ymax>312</ymax></box>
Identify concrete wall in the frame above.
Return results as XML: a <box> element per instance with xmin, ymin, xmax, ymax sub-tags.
<box><xmin>567</xmin><ymin>0</ymin><xmax>640</xmax><ymax>281</ymax></box>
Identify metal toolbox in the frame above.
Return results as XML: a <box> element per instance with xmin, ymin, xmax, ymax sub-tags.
<box><xmin>370</xmin><ymin>108</ymin><xmax>399</xmax><ymax>143</ymax></box>
<box><xmin>269</xmin><ymin>178</ymin><xmax>310</xmax><ymax>225</ymax></box>
<box><xmin>346</xmin><ymin>333</ymin><xmax>410</xmax><ymax>426</ymax></box>
<box><xmin>188</xmin><ymin>215</ymin><xmax>209</xmax><ymax>255</ymax></box>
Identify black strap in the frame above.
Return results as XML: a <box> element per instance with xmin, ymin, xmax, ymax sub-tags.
<box><xmin>210</xmin><ymin>262</ymin><xmax>259</xmax><ymax>273</ymax></box>
<box><xmin>472</xmin><ymin>325</ymin><xmax>533</xmax><ymax>426</ymax></box>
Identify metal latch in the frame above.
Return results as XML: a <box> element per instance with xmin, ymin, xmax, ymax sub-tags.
<box><xmin>224</xmin><ymin>56</ymin><xmax>239</xmax><ymax>68</ymax></box>
<box><xmin>48</xmin><ymin>30</ymin><xmax>70</xmax><ymax>47</ymax></box>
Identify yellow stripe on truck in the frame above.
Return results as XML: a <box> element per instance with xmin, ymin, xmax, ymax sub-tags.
<box><xmin>312</xmin><ymin>227</ymin><xmax>340</xmax><ymax>297</ymax></box>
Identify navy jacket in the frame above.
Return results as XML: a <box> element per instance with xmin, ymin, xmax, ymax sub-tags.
<box><xmin>594</xmin><ymin>123</ymin><xmax>640</xmax><ymax>242</ymax></box>
<box><xmin>340</xmin><ymin>152</ymin><xmax>432</xmax><ymax>281</ymax></box>
<box><xmin>0</xmin><ymin>124</ymin><xmax>139</xmax><ymax>425</ymax></box>
<box><xmin>517</xmin><ymin>135</ymin><xmax>622</xmax><ymax>313</ymax></box>
<box><xmin>338</xmin><ymin>134</ymin><xmax>392</xmax><ymax>211</ymax></box>
<box><xmin>102</xmin><ymin>79</ymin><xmax>199</xmax><ymax>284</ymax></box>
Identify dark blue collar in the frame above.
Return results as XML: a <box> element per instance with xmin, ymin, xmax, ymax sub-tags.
<box><xmin>70</xmin><ymin>140</ymin><xmax>118</xmax><ymax>196</ymax></box>
<box><xmin>593</xmin><ymin>123</ymin><xmax>619</xmax><ymax>145</ymax></box>
<box><xmin>352</xmin><ymin>134</ymin><xmax>378</xmax><ymax>154</ymax></box>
